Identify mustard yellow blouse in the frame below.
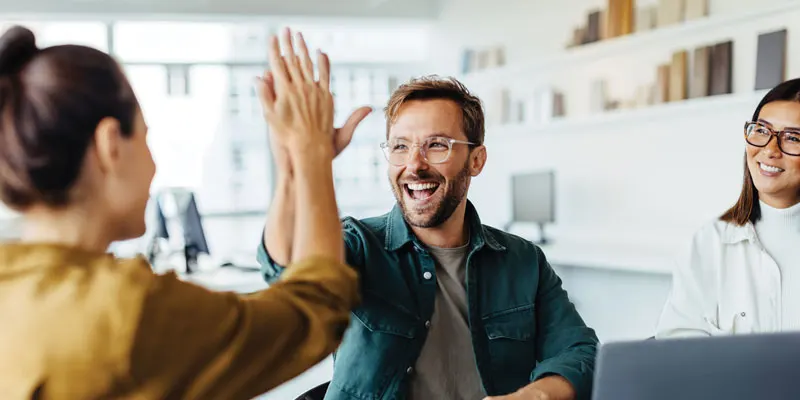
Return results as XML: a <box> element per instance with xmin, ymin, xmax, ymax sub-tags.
<box><xmin>0</xmin><ymin>243</ymin><xmax>359</xmax><ymax>399</ymax></box>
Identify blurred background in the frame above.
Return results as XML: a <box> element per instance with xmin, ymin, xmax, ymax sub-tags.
<box><xmin>0</xmin><ymin>0</ymin><xmax>797</xmax><ymax>397</ymax></box>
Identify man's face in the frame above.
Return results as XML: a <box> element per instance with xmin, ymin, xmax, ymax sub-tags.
<box><xmin>386</xmin><ymin>99</ymin><xmax>486</xmax><ymax>228</ymax></box>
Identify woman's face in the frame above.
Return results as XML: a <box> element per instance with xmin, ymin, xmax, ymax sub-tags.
<box><xmin>103</xmin><ymin>107</ymin><xmax>156</xmax><ymax>241</ymax></box>
<box><xmin>746</xmin><ymin>100</ymin><xmax>800</xmax><ymax>208</ymax></box>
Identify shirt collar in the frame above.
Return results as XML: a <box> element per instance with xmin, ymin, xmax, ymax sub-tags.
<box><xmin>721</xmin><ymin>220</ymin><xmax>757</xmax><ymax>244</ymax></box>
<box><xmin>384</xmin><ymin>200</ymin><xmax>506</xmax><ymax>253</ymax></box>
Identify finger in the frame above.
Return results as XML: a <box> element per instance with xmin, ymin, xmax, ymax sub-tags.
<box><xmin>254</xmin><ymin>72</ymin><xmax>276</xmax><ymax>108</ymax></box>
<box><xmin>318</xmin><ymin>50</ymin><xmax>331</xmax><ymax>91</ymax></box>
<box><xmin>295</xmin><ymin>31</ymin><xmax>315</xmax><ymax>83</ymax></box>
<box><xmin>268</xmin><ymin>35</ymin><xmax>290</xmax><ymax>86</ymax></box>
<box><xmin>281</xmin><ymin>27</ymin><xmax>303</xmax><ymax>84</ymax></box>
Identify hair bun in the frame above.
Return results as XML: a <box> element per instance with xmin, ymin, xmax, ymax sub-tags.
<box><xmin>0</xmin><ymin>26</ymin><xmax>39</xmax><ymax>77</ymax></box>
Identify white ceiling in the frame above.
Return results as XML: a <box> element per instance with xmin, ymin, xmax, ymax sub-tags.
<box><xmin>0</xmin><ymin>0</ymin><xmax>439</xmax><ymax>19</ymax></box>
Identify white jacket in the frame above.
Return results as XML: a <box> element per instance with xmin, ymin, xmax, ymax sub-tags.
<box><xmin>655</xmin><ymin>218</ymin><xmax>783</xmax><ymax>338</ymax></box>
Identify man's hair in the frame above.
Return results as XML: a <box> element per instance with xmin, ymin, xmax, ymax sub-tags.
<box><xmin>384</xmin><ymin>75</ymin><xmax>485</xmax><ymax>145</ymax></box>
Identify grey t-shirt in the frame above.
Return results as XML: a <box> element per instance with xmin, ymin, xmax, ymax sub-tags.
<box><xmin>408</xmin><ymin>243</ymin><xmax>485</xmax><ymax>400</ymax></box>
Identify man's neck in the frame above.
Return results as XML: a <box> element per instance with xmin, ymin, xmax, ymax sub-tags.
<box><xmin>410</xmin><ymin>200</ymin><xmax>470</xmax><ymax>249</ymax></box>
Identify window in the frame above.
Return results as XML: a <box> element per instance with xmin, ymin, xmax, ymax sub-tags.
<box><xmin>0</xmin><ymin>21</ymin><xmax>108</xmax><ymax>51</ymax></box>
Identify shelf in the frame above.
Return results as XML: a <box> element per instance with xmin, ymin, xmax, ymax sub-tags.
<box><xmin>462</xmin><ymin>2</ymin><xmax>800</xmax><ymax>85</ymax></box>
<box><xmin>485</xmin><ymin>90</ymin><xmax>768</xmax><ymax>138</ymax></box>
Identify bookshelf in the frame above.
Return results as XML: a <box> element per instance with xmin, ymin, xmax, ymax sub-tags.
<box><xmin>461</xmin><ymin>1</ymin><xmax>799</xmax><ymax>137</ymax></box>
<box><xmin>462</xmin><ymin>1</ymin><xmax>799</xmax><ymax>86</ymax></box>
<box><xmin>484</xmin><ymin>89</ymin><xmax>768</xmax><ymax>139</ymax></box>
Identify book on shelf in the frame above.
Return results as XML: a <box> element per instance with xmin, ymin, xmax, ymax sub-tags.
<box><xmin>709</xmin><ymin>40</ymin><xmax>733</xmax><ymax>95</ymax></box>
<box><xmin>754</xmin><ymin>28</ymin><xmax>787</xmax><ymax>91</ymax></box>
<box><xmin>655</xmin><ymin>64</ymin><xmax>671</xmax><ymax>104</ymax></box>
<box><xmin>590</xmin><ymin>79</ymin><xmax>608</xmax><ymax>112</ymax></box>
<box><xmin>553</xmin><ymin>92</ymin><xmax>566</xmax><ymax>118</ymax></box>
<box><xmin>587</xmin><ymin>10</ymin><xmax>602</xmax><ymax>43</ymax></box>
<box><xmin>657</xmin><ymin>0</ymin><xmax>685</xmax><ymax>27</ymax></box>
<box><xmin>689</xmin><ymin>45</ymin><xmax>711</xmax><ymax>98</ymax></box>
<box><xmin>608</xmin><ymin>0</ymin><xmax>634</xmax><ymax>38</ymax></box>
<box><xmin>669</xmin><ymin>50</ymin><xmax>688</xmax><ymax>102</ymax></box>
<box><xmin>635</xmin><ymin>6</ymin><xmax>657</xmax><ymax>32</ymax></box>
<box><xmin>490</xmin><ymin>46</ymin><xmax>506</xmax><ymax>67</ymax></box>
<box><xmin>461</xmin><ymin>49</ymin><xmax>474</xmax><ymax>74</ymax></box>
<box><xmin>684</xmin><ymin>0</ymin><xmax>709</xmax><ymax>21</ymax></box>
<box><xmin>599</xmin><ymin>9</ymin><xmax>609</xmax><ymax>40</ymax></box>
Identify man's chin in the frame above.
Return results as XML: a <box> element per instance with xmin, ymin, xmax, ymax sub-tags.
<box><xmin>400</xmin><ymin>202</ymin><xmax>439</xmax><ymax>227</ymax></box>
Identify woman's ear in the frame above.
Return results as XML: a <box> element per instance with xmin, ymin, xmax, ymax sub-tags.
<box><xmin>92</xmin><ymin>117</ymin><xmax>123</xmax><ymax>174</ymax></box>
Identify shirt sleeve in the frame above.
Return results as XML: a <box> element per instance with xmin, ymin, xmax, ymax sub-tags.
<box><xmin>529</xmin><ymin>245</ymin><xmax>599</xmax><ymax>400</ymax></box>
<box><xmin>259</xmin><ymin>218</ymin><xmax>365</xmax><ymax>284</ymax></box>
<box><xmin>655</xmin><ymin>225</ymin><xmax>720</xmax><ymax>338</ymax></box>
<box><xmin>127</xmin><ymin>255</ymin><xmax>359</xmax><ymax>400</ymax></box>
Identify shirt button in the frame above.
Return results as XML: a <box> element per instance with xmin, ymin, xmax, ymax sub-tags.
<box><xmin>406</xmin><ymin>367</ymin><xmax>414</xmax><ymax>375</ymax></box>
<box><xmin>423</xmin><ymin>271</ymin><xmax>432</xmax><ymax>280</ymax></box>
<box><xmin>425</xmin><ymin>320</ymin><xmax>431</xmax><ymax>328</ymax></box>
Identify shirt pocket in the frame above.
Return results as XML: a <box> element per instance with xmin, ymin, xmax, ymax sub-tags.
<box><xmin>482</xmin><ymin>304</ymin><xmax>538</xmax><ymax>388</ymax></box>
<box><xmin>332</xmin><ymin>292</ymin><xmax>418</xmax><ymax>400</ymax></box>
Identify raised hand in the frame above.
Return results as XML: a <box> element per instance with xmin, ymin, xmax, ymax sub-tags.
<box><xmin>255</xmin><ymin>32</ymin><xmax>371</xmax><ymax>161</ymax></box>
<box><xmin>256</xmin><ymin>28</ymin><xmax>334</xmax><ymax>155</ymax></box>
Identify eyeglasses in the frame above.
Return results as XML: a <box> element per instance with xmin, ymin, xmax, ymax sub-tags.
<box><xmin>744</xmin><ymin>121</ymin><xmax>800</xmax><ymax>156</ymax></box>
<box><xmin>379</xmin><ymin>136</ymin><xmax>476</xmax><ymax>166</ymax></box>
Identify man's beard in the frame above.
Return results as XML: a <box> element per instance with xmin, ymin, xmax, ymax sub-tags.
<box><xmin>391</xmin><ymin>161</ymin><xmax>471</xmax><ymax>228</ymax></box>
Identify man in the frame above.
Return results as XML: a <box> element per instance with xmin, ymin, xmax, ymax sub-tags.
<box><xmin>258</xmin><ymin>75</ymin><xmax>598</xmax><ymax>400</ymax></box>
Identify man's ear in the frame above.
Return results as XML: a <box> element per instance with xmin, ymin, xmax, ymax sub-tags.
<box><xmin>92</xmin><ymin>117</ymin><xmax>123</xmax><ymax>174</ymax></box>
<box><xmin>470</xmin><ymin>145</ymin><xmax>487</xmax><ymax>176</ymax></box>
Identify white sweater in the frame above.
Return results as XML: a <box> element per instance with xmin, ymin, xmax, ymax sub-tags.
<box><xmin>755</xmin><ymin>200</ymin><xmax>800</xmax><ymax>331</ymax></box>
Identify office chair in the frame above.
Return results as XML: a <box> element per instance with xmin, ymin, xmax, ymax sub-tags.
<box><xmin>294</xmin><ymin>381</ymin><xmax>329</xmax><ymax>400</ymax></box>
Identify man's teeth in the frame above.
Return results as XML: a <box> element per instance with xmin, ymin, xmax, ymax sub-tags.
<box><xmin>760</xmin><ymin>163</ymin><xmax>784</xmax><ymax>173</ymax></box>
<box><xmin>407</xmin><ymin>183</ymin><xmax>438</xmax><ymax>191</ymax></box>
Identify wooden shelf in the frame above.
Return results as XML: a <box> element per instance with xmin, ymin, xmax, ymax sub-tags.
<box><xmin>485</xmin><ymin>89</ymin><xmax>768</xmax><ymax>138</ymax></box>
<box><xmin>462</xmin><ymin>2</ymin><xmax>799</xmax><ymax>85</ymax></box>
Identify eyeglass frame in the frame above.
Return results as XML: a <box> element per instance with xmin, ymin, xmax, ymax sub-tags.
<box><xmin>379</xmin><ymin>136</ymin><xmax>478</xmax><ymax>166</ymax></box>
<box><xmin>743</xmin><ymin>120</ymin><xmax>800</xmax><ymax>156</ymax></box>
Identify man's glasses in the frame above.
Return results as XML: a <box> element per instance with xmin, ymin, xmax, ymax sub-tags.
<box><xmin>744</xmin><ymin>121</ymin><xmax>800</xmax><ymax>156</ymax></box>
<box><xmin>379</xmin><ymin>136</ymin><xmax>476</xmax><ymax>166</ymax></box>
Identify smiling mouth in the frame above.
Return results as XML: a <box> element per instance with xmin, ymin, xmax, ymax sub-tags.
<box><xmin>404</xmin><ymin>182</ymin><xmax>441</xmax><ymax>201</ymax></box>
<box><xmin>759</xmin><ymin>162</ymin><xmax>785</xmax><ymax>173</ymax></box>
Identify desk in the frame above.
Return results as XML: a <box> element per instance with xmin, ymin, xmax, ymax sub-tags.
<box><xmin>531</xmin><ymin>238</ymin><xmax>676</xmax><ymax>342</ymax></box>
<box><xmin>538</xmin><ymin>240</ymin><xmax>676</xmax><ymax>276</ymax></box>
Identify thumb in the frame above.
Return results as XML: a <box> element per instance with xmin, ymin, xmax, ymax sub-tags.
<box><xmin>334</xmin><ymin>106</ymin><xmax>372</xmax><ymax>150</ymax></box>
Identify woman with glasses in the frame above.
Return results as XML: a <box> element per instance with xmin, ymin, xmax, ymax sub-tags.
<box><xmin>656</xmin><ymin>78</ymin><xmax>800</xmax><ymax>338</ymax></box>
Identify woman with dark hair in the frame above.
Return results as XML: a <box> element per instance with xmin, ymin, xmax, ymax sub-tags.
<box><xmin>0</xmin><ymin>25</ymin><xmax>360</xmax><ymax>399</ymax></box>
<box><xmin>656</xmin><ymin>78</ymin><xmax>800</xmax><ymax>338</ymax></box>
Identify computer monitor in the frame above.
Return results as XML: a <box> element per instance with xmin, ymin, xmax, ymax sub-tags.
<box><xmin>174</xmin><ymin>191</ymin><xmax>210</xmax><ymax>273</ymax></box>
<box><xmin>149</xmin><ymin>189</ymin><xmax>210</xmax><ymax>274</ymax></box>
<box><xmin>143</xmin><ymin>197</ymin><xmax>169</xmax><ymax>264</ymax></box>
<box><xmin>592</xmin><ymin>332</ymin><xmax>800</xmax><ymax>400</ymax></box>
<box><xmin>509</xmin><ymin>170</ymin><xmax>555</xmax><ymax>244</ymax></box>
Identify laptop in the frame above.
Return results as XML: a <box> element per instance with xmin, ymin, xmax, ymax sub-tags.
<box><xmin>592</xmin><ymin>332</ymin><xmax>800</xmax><ymax>400</ymax></box>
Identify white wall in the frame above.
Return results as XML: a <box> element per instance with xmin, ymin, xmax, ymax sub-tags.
<box><xmin>427</xmin><ymin>0</ymin><xmax>800</xmax><ymax>341</ymax></box>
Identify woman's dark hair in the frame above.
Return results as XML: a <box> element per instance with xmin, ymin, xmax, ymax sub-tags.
<box><xmin>0</xmin><ymin>25</ymin><xmax>138</xmax><ymax>211</ymax></box>
<box><xmin>720</xmin><ymin>78</ymin><xmax>800</xmax><ymax>225</ymax></box>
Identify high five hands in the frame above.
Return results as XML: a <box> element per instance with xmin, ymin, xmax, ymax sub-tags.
<box><xmin>255</xmin><ymin>28</ymin><xmax>372</xmax><ymax>164</ymax></box>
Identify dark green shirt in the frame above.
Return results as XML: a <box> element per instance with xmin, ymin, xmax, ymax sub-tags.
<box><xmin>258</xmin><ymin>201</ymin><xmax>598</xmax><ymax>400</ymax></box>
